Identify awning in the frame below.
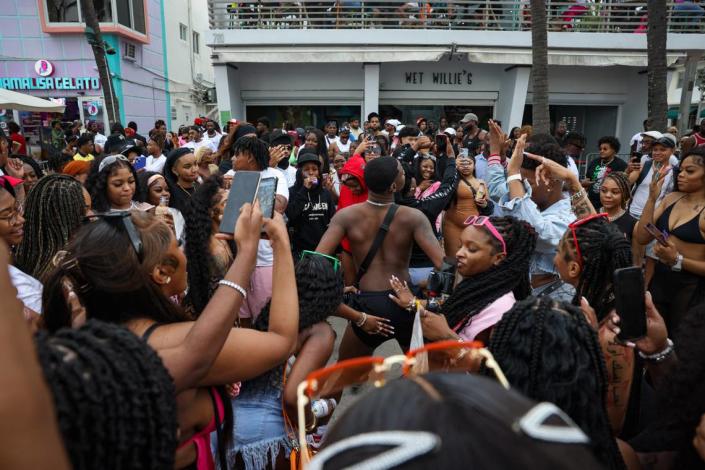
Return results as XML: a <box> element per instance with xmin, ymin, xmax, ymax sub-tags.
<box><xmin>0</xmin><ymin>88</ymin><xmax>66</xmax><ymax>113</ymax></box>
<box><xmin>458</xmin><ymin>48</ymin><xmax>683</xmax><ymax>67</ymax></box>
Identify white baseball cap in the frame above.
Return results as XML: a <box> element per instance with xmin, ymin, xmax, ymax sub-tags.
<box><xmin>641</xmin><ymin>130</ymin><xmax>663</xmax><ymax>140</ymax></box>
<box><xmin>443</xmin><ymin>127</ymin><xmax>457</xmax><ymax>136</ymax></box>
<box><xmin>385</xmin><ymin>119</ymin><xmax>401</xmax><ymax>127</ymax></box>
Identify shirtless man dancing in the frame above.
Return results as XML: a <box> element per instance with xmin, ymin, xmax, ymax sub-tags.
<box><xmin>316</xmin><ymin>156</ymin><xmax>444</xmax><ymax>358</ymax></box>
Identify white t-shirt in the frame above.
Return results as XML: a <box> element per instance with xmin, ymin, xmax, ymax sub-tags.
<box><xmin>629</xmin><ymin>154</ymin><xmax>679</xmax><ymax>218</ymax></box>
<box><xmin>93</xmin><ymin>132</ymin><xmax>107</xmax><ymax>148</ymax></box>
<box><xmin>146</xmin><ymin>154</ymin><xmax>166</xmax><ymax>173</ymax></box>
<box><xmin>184</xmin><ymin>139</ymin><xmax>218</xmax><ymax>153</ymax></box>
<box><xmin>9</xmin><ymin>265</ymin><xmax>43</xmax><ymax>313</ymax></box>
<box><xmin>224</xmin><ymin>167</ymin><xmax>289</xmax><ymax>267</ymax></box>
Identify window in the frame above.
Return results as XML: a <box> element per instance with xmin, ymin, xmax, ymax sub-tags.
<box><xmin>192</xmin><ymin>31</ymin><xmax>200</xmax><ymax>54</ymax></box>
<box><xmin>44</xmin><ymin>0</ymin><xmax>144</xmax><ymax>34</ymax></box>
<box><xmin>123</xmin><ymin>42</ymin><xmax>137</xmax><ymax>61</ymax></box>
<box><xmin>179</xmin><ymin>23</ymin><xmax>188</xmax><ymax>41</ymax></box>
<box><xmin>171</xmin><ymin>106</ymin><xmax>178</xmax><ymax>121</ymax></box>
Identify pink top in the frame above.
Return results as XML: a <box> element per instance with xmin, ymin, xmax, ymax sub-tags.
<box><xmin>456</xmin><ymin>292</ymin><xmax>516</xmax><ymax>341</ymax></box>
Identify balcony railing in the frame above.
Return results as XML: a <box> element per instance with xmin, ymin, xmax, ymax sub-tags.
<box><xmin>208</xmin><ymin>1</ymin><xmax>705</xmax><ymax>32</ymax></box>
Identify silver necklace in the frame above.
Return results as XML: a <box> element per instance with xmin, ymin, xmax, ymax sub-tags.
<box><xmin>366</xmin><ymin>200</ymin><xmax>393</xmax><ymax>207</ymax></box>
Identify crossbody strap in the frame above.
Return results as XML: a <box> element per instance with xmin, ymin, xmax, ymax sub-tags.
<box><xmin>354</xmin><ymin>204</ymin><xmax>399</xmax><ymax>287</ymax></box>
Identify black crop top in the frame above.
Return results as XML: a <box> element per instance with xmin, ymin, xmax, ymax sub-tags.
<box><xmin>655</xmin><ymin>197</ymin><xmax>705</xmax><ymax>245</ymax></box>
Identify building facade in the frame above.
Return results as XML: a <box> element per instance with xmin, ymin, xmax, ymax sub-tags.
<box><xmin>207</xmin><ymin>1</ymin><xmax>705</xmax><ymax>153</ymax></box>
<box><xmin>163</xmin><ymin>0</ymin><xmax>216</xmax><ymax>130</ymax></box>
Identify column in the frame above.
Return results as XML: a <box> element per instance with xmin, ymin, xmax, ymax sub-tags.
<box><xmin>363</xmin><ymin>63</ymin><xmax>380</xmax><ymax>121</ymax></box>
<box><xmin>678</xmin><ymin>51</ymin><xmax>699</xmax><ymax>136</ymax></box>
<box><xmin>214</xmin><ymin>64</ymin><xmax>243</xmax><ymax>125</ymax></box>
<box><xmin>495</xmin><ymin>66</ymin><xmax>531</xmax><ymax>131</ymax></box>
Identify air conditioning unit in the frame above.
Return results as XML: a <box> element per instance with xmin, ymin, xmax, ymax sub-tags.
<box><xmin>123</xmin><ymin>43</ymin><xmax>137</xmax><ymax>62</ymax></box>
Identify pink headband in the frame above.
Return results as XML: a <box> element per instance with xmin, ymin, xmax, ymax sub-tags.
<box><xmin>147</xmin><ymin>174</ymin><xmax>164</xmax><ymax>187</ymax></box>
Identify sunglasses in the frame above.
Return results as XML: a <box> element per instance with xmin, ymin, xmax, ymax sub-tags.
<box><xmin>567</xmin><ymin>213</ymin><xmax>609</xmax><ymax>265</ymax></box>
<box><xmin>83</xmin><ymin>212</ymin><xmax>144</xmax><ymax>262</ymax></box>
<box><xmin>98</xmin><ymin>154</ymin><xmax>129</xmax><ymax>173</ymax></box>
<box><xmin>464</xmin><ymin>216</ymin><xmax>507</xmax><ymax>255</ymax></box>
<box><xmin>295</xmin><ymin>340</ymin><xmax>509</xmax><ymax>463</ymax></box>
<box><xmin>300</xmin><ymin>250</ymin><xmax>340</xmax><ymax>272</ymax></box>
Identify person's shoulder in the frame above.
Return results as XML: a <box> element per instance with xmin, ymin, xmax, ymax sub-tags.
<box><xmin>612</xmin><ymin>158</ymin><xmax>628</xmax><ymax>169</ymax></box>
<box><xmin>660</xmin><ymin>191</ymin><xmax>683</xmax><ymax>206</ymax></box>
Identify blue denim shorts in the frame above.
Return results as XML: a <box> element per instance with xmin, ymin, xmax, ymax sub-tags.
<box><xmin>223</xmin><ymin>391</ymin><xmax>292</xmax><ymax>470</ymax></box>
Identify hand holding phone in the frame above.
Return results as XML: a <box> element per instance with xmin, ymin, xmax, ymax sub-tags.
<box><xmin>644</xmin><ymin>223</ymin><xmax>669</xmax><ymax>247</ymax></box>
<box><xmin>614</xmin><ymin>267</ymin><xmax>647</xmax><ymax>341</ymax></box>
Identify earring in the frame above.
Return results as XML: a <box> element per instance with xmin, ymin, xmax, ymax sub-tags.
<box><xmin>165</xmin><ymin>276</ymin><xmax>171</xmax><ymax>285</ymax></box>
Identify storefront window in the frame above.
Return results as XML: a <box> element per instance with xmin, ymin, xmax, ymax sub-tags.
<box><xmin>246</xmin><ymin>105</ymin><xmax>362</xmax><ymax>130</ymax></box>
<box><xmin>380</xmin><ymin>105</ymin><xmax>494</xmax><ymax>129</ymax></box>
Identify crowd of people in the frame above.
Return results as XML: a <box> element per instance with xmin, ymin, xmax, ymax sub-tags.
<box><xmin>2</xmin><ymin>110</ymin><xmax>705</xmax><ymax>470</ymax></box>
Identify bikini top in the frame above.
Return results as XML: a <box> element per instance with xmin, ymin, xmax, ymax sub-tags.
<box><xmin>655</xmin><ymin>196</ymin><xmax>705</xmax><ymax>245</ymax></box>
<box><xmin>142</xmin><ymin>323</ymin><xmax>226</xmax><ymax>470</ymax></box>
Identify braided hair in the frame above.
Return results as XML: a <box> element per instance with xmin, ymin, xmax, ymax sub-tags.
<box><xmin>85</xmin><ymin>157</ymin><xmax>140</xmax><ymax>212</ymax></box>
<box><xmin>183</xmin><ymin>175</ymin><xmax>225</xmax><ymax>315</ymax></box>
<box><xmin>15</xmin><ymin>174</ymin><xmax>85</xmax><ymax>281</ymax></box>
<box><xmin>35</xmin><ymin>320</ymin><xmax>177</xmax><ymax>470</ymax></box>
<box><xmin>441</xmin><ymin>216</ymin><xmax>537</xmax><ymax>333</ymax></box>
<box><xmin>488</xmin><ymin>297</ymin><xmax>625</xmax><ymax>470</ymax></box>
<box><xmin>254</xmin><ymin>254</ymin><xmax>343</xmax><ymax>332</ymax></box>
<box><xmin>601</xmin><ymin>172</ymin><xmax>631</xmax><ymax>209</ymax></box>
<box><xmin>561</xmin><ymin>217</ymin><xmax>632</xmax><ymax>321</ymax></box>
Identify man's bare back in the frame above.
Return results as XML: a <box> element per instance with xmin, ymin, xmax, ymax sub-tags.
<box><xmin>317</xmin><ymin>201</ymin><xmax>443</xmax><ymax>291</ymax></box>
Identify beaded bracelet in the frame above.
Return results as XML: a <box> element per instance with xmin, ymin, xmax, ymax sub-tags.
<box><xmin>218</xmin><ymin>279</ymin><xmax>247</xmax><ymax>299</ymax></box>
<box><xmin>637</xmin><ymin>338</ymin><xmax>674</xmax><ymax>362</ymax></box>
<box><xmin>355</xmin><ymin>312</ymin><xmax>368</xmax><ymax>327</ymax></box>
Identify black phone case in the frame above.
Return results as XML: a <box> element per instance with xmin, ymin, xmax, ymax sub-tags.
<box><xmin>219</xmin><ymin>171</ymin><xmax>261</xmax><ymax>235</ymax></box>
<box><xmin>614</xmin><ymin>267</ymin><xmax>647</xmax><ymax>341</ymax></box>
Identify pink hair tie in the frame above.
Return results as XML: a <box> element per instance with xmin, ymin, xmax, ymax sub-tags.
<box><xmin>147</xmin><ymin>174</ymin><xmax>164</xmax><ymax>187</ymax></box>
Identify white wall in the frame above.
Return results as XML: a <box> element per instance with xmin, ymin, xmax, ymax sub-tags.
<box><xmin>164</xmin><ymin>0</ymin><xmax>215</xmax><ymax>129</ymax></box>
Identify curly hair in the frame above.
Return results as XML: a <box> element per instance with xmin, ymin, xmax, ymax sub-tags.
<box><xmin>85</xmin><ymin>157</ymin><xmax>140</xmax><ymax>212</ymax></box>
<box><xmin>42</xmin><ymin>211</ymin><xmax>188</xmax><ymax>332</ymax></box>
<box><xmin>414</xmin><ymin>155</ymin><xmax>438</xmax><ymax>185</ymax></box>
<box><xmin>14</xmin><ymin>174</ymin><xmax>85</xmax><ymax>281</ymax></box>
<box><xmin>522</xmin><ymin>134</ymin><xmax>567</xmax><ymax>170</ymax></box>
<box><xmin>35</xmin><ymin>320</ymin><xmax>177</xmax><ymax>470</ymax></box>
<box><xmin>601</xmin><ymin>172</ymin><xmax>632</xmax><ymax>209</ymax></box>
<box><xmin>254</xmin><ymin>254</ymin><xmax>343</xmax><ymax>332</ymax></box>
<box><xmin>560</xmin><ymin>217</ymin><xmax>632</xmax><ymax>321</ymax></box>
<box><xmin>441</xmin><ymin>216</ymin><xmax>537</xmax><ymax>333</ymax></box>
<box><xmin>183</xmin><ymin>175</ymin><xmax>225</xmax><ymax>315</ymax></box>
<box><xmin>598</xmin><ymin>136</ymin><xmax>621</xmax><ymax>153</ymax></box>
<box><xmin>487</xmin><ymin>297</ymin><xmax>624</xmax><ymax>469</ymax></box>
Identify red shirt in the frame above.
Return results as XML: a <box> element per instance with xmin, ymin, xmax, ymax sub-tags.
<box><xmin>9</xmin><ymin>132</ymin><xmax>27</xmax><ymax>155</ymax></box>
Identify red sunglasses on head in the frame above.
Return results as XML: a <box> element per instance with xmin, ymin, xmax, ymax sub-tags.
<box><xmin>464</xmin><ymin>215</ymin><xmax>507</xmax><ymax>255</ymax></box>
<box><xmin>567</xmin><ymin>213</ymin><xmax>609</xmax><ymax>265</ymax></box>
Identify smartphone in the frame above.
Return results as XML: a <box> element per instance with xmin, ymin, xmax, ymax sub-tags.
<box><xmin>219</xmin><ymin>171</ymin><xmax>261</xmax><ymax>234</ymax></box>
<box><xmin>133</xmin><ymin>156</ymin><xmax>146</xmax><ymax>171</ymax></box>
<box><xmin>256</xmin><ymin>177</ymin><xmax>277</xmax><ymax>220</ymax></box>
<box><xmin>459</xmin><ymin>148</ymin><xmax>469</xmax><ymax>158</ymax></box>
<box><xmin>435</xmin><ymin>135</ymin><xmax>446</xmax><ymax>149</ymax></box>
<box><xmin>644</xmin><ymin>223</ymin><xmax>669</xmax><ymax>247</ymax></box>
<box><xmin>614</xmin><ymin>267</ymin><xmax>647</xmax><ymax>341</ymax></box>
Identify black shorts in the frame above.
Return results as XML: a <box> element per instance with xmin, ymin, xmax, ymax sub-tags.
<box><xmin>349</xmin><ymin>290</ymin><xmax>414</xmax><ymax>351</ymax></box>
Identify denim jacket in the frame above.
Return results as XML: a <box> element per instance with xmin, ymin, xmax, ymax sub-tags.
<box><xmin>487</xmin><ymin>162</ymin><xmax>575</xmax><ymax>275</ymax></box>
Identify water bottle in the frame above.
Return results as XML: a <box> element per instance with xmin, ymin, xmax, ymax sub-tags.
<box><xmin>311</xmin><ymin>398</ymin><xmax>337</xmax><ymax>418</ymax></box>
<box><xmin>155</xmin><ymin>195</ymin><xmax>169</xmax><ymax>217</ymax></box>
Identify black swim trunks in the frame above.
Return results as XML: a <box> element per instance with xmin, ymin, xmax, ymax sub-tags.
<box><xmin>349</xmin><ymin>290</ymin><xmax>414</xmax><ymax>351</ymax></box>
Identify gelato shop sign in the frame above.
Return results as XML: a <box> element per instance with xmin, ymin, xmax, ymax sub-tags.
<box><xmin>0</xmin><ymin>60</ymin><xmax>101</xmax><ymax>91</ymax></box>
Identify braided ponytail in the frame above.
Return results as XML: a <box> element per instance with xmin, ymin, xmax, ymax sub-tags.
<box><xmin>488</xmin><ymin>297</ymin><xmax>625</xmax><ymax>470</ymax></box>
<box><xmin>441</xmin><ymin>216</ymin><xmax>537</xmax><ymax>332</ymax></box>
<box><xmin>35</xmin><ymin>320</ymin><xmax>177</xmax><ymax>470</ymax></box>
<box><xmin>565</xmin><ymin>217</ymin><xmax>632</xmax><ymax>321</ymax></box>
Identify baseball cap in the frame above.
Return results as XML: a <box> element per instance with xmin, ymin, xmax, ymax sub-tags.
<box><xmin>297</xmin><ymin>151</ymin><xmax>322</xmax><ymax>167</ymax></box>
<box><xmin>385</xmin><ymin>119</ymin><xmax>401</xmax><ymax>127</ymax></box>
<box><xmin>269</xmin><ymin>129</ymin><xmax>292</xmax><ymax>146</ymax></box>
<box><xmin>416</xmin><ymin>117</ymin><xmax>427</xmax><ymax>126</ymax></box>
<box><xmin>443</xmin><ymin>127</ymin><xmax>457</xmax><ymax>136</ymax></box>
<box><xmin>460</xmin><ymin>113</ymin><xmax>479</xmax><ymax>124</ymax></box>
<box><xmin>653</xmin><ymin>134</ymin><xmax>676</xmax><ymax>149</ymax></box>
<box><xmin>395</xmin><ymin>124</ymin><xmax>406</xmax><ymax>136</ymax></box>
<box><xmin>641</xmin><ymin>130</ymin><xmax>663</xmax><ymax>141</ymax></box>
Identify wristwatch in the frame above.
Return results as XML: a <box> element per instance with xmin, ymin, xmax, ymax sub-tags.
<box><xmin>671</xmin><ymin>254</ymin><xmax>684</xmax><ymax>272</ymax></box>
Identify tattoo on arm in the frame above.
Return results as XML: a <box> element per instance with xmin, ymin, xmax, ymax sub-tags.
<box><xmin>572</xmin><ymin>192</ymin><xmax>596</xmax><ymax>219</ymax></box>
